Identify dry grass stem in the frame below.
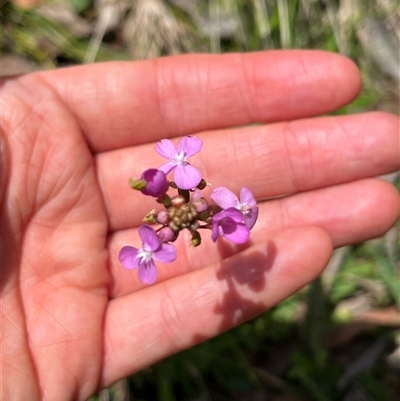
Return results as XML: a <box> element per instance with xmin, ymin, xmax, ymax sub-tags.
<box><xmin>123</xmin><ymin>0</ymin><xmax>195</xmax><ymax>60</ymax></box>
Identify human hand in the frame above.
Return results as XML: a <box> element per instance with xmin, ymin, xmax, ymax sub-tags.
<box><xmin>1</xmin><ymin>51</ymin><xmax>398</xmax><ymax>401</ymax></box>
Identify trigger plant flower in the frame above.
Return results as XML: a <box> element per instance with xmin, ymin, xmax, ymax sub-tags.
<box><xmin>211</xmin><ymin>187</ymin><xmax>259</xmax><ymax>229</ymax></box>
<box><xmin>211</xmin><ymin>208</ymin><xmax>250</xmax><ymax>244</ymax></box>
<box><xmin>119</xmin><ymin>134</ymin><xmax>260</xmax><ymax>285</ymax></box>
<box><xmin>155</xmin><ymin>136</ymin><xmax>203</xmax><ymax>189</ymax></box>
<box><xmin>118</xmin><ymin>225</ymin><xmax>177</xmax><ymax>284</ymax></box>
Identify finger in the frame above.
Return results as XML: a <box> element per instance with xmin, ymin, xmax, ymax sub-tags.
<box><xmin>101</xmin><ymin>226</ymin><xmax>333</xmax><ymax>387</ymax></box>
<box><xmin>0</xmin><ymin>129</ymin><xmax>9</xmax><ymax>205</ymax></box>
<box><xmin>107</xmin><ymin>178</ymin><xmax>399</xmax><ymax>298</ymax></box>
<box><xmin>40</xmin><ymin>51</ymin><xmax>360</xmax><ymax>152</ymax></box>
<box><xmin>97</xmin><ymin>112</ymin><xmax>400</xmax><ymax>231</ymax></box>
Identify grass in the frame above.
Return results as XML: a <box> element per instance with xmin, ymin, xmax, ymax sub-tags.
<box><xmin>1</xmin><ymin>0</ymin><xmax>399</xmax><ymax>400</ymax></box>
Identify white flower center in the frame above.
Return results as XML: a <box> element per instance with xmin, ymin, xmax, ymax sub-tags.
<box><xmin>238</xmin><ymin>202</ymin><xmax>250</xmax><ymax>215</ymax></box>
<box><xmin>137</xmin><ymin>245</ymin><xmax>154</xmax><ymax>264</ymax></box>
<box><xmin>174</xmin><ymin>150</ymin><xmax>187</xmax><ymax>166</ymax></box>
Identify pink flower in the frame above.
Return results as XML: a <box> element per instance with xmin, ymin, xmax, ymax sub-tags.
<box><xmin>211</xmin><ymin>187</ymin><xmax>259</xmax><ymax>229</ymax></box>
<box><xmin>155</xmin><ymin>136</ymin><xmax>203</xmax><ymax>190</ymax></box>
<box><xmin>211</xmin><ymin>208</ymin><xmax>250</xmax><ymax>244</ymax></box>
<box><xmin>118</xmin><ymin>225</ymin><xmax>176</xmax><ymax>284</ymax></box>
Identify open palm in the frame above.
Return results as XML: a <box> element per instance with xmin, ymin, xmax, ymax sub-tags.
<box><xmin>1</xmin><ymin>51</ymin><xmax>398</xmax><ymax>401</ymax></box>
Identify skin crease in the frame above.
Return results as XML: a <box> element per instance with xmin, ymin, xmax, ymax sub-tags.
<box><xmin>0</xmin><ymin>51</ymin><xmax>399</xmax><ymax>401</ymax></box>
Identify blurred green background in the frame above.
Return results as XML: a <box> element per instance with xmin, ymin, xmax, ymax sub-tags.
<box><xmin>1</xmin><ymin>0</ymin><xmax>399</xmax><ymax>400</ymax></box>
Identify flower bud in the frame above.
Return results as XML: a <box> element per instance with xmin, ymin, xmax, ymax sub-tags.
<box><xmin>156</xmin><ymin>210</ymin><xmax>169</xmax><ymax>224</ymax></box>
<box><xmin>171</xmin><ymin>195</ymin><xmax>186</xmax><ymax>207</ymax></box>
<box><xmin>193</xmin><ymin>197</ymin><xmax>208</xmax><ymax>213</ymax></box>
<box><xmin>158</xmin><ymin>226</ymin><xmax>178</xmax><ymax>243</ymax></box>
<box><xmin>190</xmin><ymin>231</ymin><xmax>201</xmax><ymax>247</ymax></box>
<box><xmin>140</xmin><ymin>169</ymin><xmax>169</xmax><ymax>198</ymax></box>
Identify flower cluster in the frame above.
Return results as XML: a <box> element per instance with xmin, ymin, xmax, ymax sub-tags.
<box><xmin>118</xmin><ymin>136</ymin><xmax>259</xmax><ymax>284</ymax></box>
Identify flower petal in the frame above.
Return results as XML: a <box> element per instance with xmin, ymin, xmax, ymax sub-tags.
<box><xmin>174</xmin><ymin>164</ymin><xmax>202</xmax><ymax>189</ymax></box>
<box><xmin>212</xmin><ymin>208</ymin><xmax>243</xmax><ymax>224</ymax></box>
<box><xmin>139</xmin><ymin>225</ymin><xmax>160</xmax><ymax>251</ymax></box>
<box><xmin>118</xmin><ymin>246</ymin><xmax>140</xmax><ymax>269</ymax></box>
<box><xmin>155</xmin><ymin>139</ymin><xmax>176</xmax><ymax>160</ymax></box>
<box><xmin>177</xmin><ymin>136</ymin><xmax>203</xmax><ymax>157</ymax></box>
<box><xmin>153</xmin><ymin>243</ymin><xmax>177</xmax><ymax>263</ymax></box>
<box><xmin>211</xmin><ymin>221</ymin><xmax>220</xmax><ymax>242</ymax></box>
<box><xmin>224</xmin><ymin>223</ymin><xmax>250</xmax><ymax>244</ymax></box>
<box><xmin>138</xmin><ymin>261</ymin><xmax>157</xmax><ymax>284</ymax></box>
<box><xmin>244</xmin><ymin>206</ymin><xmax>259</xmax><ymax>229</ymax></box>
<box><xmin>222</xmin><ymin>207</ymin><xmax>246</xmax><ymax>222</ymax></box>
<box><xmin>211</xmin><ymin>208</ymin><xmax>247</xmax><ymax>243</ymax></box>
<box><xmin>219</xmin><ymin>215</ymin><xmax>239</xmax><ymax>235</ymax></box>
<box><xmin>211</xmin><ymin>187</ymin><xmax>239</xmax><ymax>209</ymax></box>
<box><xmin>240</xmin><ymin>187</ymin><xmax>257</xmax><ymax>207</ymax></box>
<box><xmin>158</xmin><ymin>162</ymin><xmax>176</xmax><ymax>175</ymax></box>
